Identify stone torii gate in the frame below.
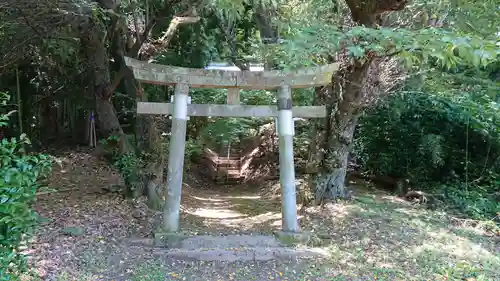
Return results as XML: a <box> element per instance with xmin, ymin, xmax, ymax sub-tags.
<box><xmin>125</xmin><ymin>57</ymin><xmax>338</xmax><ymax>239</ymax></box>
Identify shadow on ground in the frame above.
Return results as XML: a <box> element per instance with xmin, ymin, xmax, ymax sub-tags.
<box><xmin>30</xmin><ymin>149</ymin><xmax>499</xmax><ymax>280</ymax></box>
<box><xmin>178</xmin><ymin>184</ymin><xmax>284</xmax><ymax>234</ymax></box>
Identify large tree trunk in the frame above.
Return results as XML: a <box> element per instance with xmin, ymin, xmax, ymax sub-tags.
<box><xmin>127</xmin><ymin>75</ymin><xmax>166</xmax><ymax>210</ymax></box>
<box><xmin>136</xmin><ymin>113</ymin><xmax>166</xmax><ymax>210</ymax></box>
<box><xmin>116</xmin><ymin>9</ymin><xmax>199</xmax><ymax>210</ymax></box>
<box><xmin>99</xmin><ymin>5</ymin><xmax>199</xmax><ymax>209</ymax></box>
<box><xmin>307</xmin><ymin>61</ymin><xmax>371</xmax><ymax>203</ymax></box>
<box><xmin>79</xmin><ymin>20</ymin><xmax>129</xmax><ymax>152</ymax></box>
<box><xmin>109</xmin><ymin>16</ymin><xmax>166</xmax><ymax>209</ymax></box>
<box><xmin>306</xmin><ymin>0</ymin><xmax>409</xmax><ymax>204</ymax></box>
<box><xmin>79</xmin><ymin>9</ymin><xmax>161</xmax><ymax>206</ymax></box>
<box><xmin>253</xmin><ymin>4</ymin><xmax>280</xmax><ymax>69</ymax></box>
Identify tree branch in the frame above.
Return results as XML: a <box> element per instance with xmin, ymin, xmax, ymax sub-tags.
<box><xmin>216</xmin><ymin>13</ymin><xmax>250</xmax><ymax>71</ymax></box>
<box><xmin>153</xmin><ymin>16</ymin><xmax>200</xmax><ymax>49</ymax></box>
<box><xmin>127</xmin><ymin>18</ymin><xmax>156</xmax><ymax>57</ymax></box>
<box><xmin>104</xmin><ymin>3</ymin><xmax>201</xmax><ymax>99</ymax></box>
<box><xmin>128</xmin><ymin>0</ymin><xmax>141</xmax><ymax>43</ymax></box>
<box><xmin>104</xmin><ymin>15</ymin><xmax>200</xmax><ymax>99</ymax></box>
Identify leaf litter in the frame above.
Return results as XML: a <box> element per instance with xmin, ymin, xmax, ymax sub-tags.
<box><xmin>27</xmin><ymin>148</ymin><xmax>500</xmax><ymax>281</ymax></box>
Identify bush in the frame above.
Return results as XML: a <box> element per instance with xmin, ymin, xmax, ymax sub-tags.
<box><xmin>355</xmin><ymin>91</ymin><xmax>500</xmax><ymax>183</ymax></box>
<box><xmin>432</xmin><ymin>183</ymin><xmax>499</xmax><ymax>221</ymax></box>
<box><xmin>354</xmin><ymin>90</ymin><xmax>500</xmax><ymax>220</ymax></box>
<box><xmin>0</xmin><ymin>93</ymin><xmax>52</xmax><ymax>280</ymax></box>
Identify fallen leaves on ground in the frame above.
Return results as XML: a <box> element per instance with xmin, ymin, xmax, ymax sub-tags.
<box><xmin>28</xmin><ymin>147</ymin><xmax>500</xmax><ymax>281</ymax></box>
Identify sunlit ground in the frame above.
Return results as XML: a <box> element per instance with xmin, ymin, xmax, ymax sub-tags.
<box><xmin>31</xmin><ymin>155</ymin><xmax>499</xmax><ymax>280</ymax></box>
<box><xmin>46</xmin><ymin>187</ymin><xmax>499</xmax><ymax>281</ymax></box>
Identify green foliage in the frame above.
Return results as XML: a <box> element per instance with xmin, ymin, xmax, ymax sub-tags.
<box><xmin>354</xmin><ymin>72</ymin><xmax>500</xmax><ymax>220</ymax></box>
<box><xmin>200</xmin><ymin>117</ymin><xmax>257</xmax><ymax>145</ymax></box>
<box><xmin>99</xmin><ymin>135</ymin><xmax>143</xmax><ymax>193</ymax></box>
<box><xmin>185</xmin><ymin>139</ymin><xmax>203</xmax><ymax>168</ymax></box>
<box><xmin>356</xmin><ymin>87</ymin><xmax>500</xmax><ymax>179</ymax></box>
<box><xmin>190</xmin><ymin>86</ymin><xmax>315</xmax><ymax>148</ymax></box>
<box><xmin>435</xmin><ymin>184</ymin><xmax>499</xmax><ymax>221</ymax></box>
<box><xmin>113</xmin><ymin>152</ymin><xmax>141</xmax><ymax>184</ymax></box>
<box><xmin>273</xmin><ymin>0</ymin><xmax>499</xmax><ymax>70</ymax></box>
<box><xmin>0</xmin><ymin>93</ymin><xmax>52</xmax><ymax>280</ymax></box>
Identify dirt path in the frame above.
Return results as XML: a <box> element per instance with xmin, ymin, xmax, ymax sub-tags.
<box><xmin>179</xmin><ymin>184</ymin><xmax>284</xmax><ymax>234</ymax></box>
<box><xmin>30</xmin><ymin>149</ymin><xmax>500</xmax><ymax>281</ymax></box>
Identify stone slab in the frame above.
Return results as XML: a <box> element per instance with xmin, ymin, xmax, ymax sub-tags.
<box><xmin>150</xmin><ymin>234</ymin><xmax>328</xmax><ymax>262</ymax></box>
<box><xmin>179</xmin><ymin>234</ymin><xmax>281</xmax><ymax>250</ymax></box>
<box><xmin>154</xmin><ymin>246</ymin><xmax>329</xmax><ymax>262</ymax></box>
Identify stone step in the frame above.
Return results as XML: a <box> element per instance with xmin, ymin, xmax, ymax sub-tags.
<box><xmin>150</xmin><ymin>235</ymin><xmax>329</xmax><ymax>262</ymax></box>
<box><xmin>216</xmin><ymin>170</ymin><xmax>241</xmax><ymax>176</ymax></box>
<box><xmin>216</xmin><ymin>177</ymin><xmax>243</xmax><ymax>183</ymax></box>
<box><xmin>154</xmin><ymin>247</ymin><xmax>328</xmax><ymax>262</ymax></box>
<box><xmin>216</xmin><ymin>177</ymin><xmax>243</xmax><ymax>184</ymax></box>
<box><xmin>216</xmin><ymin>159</ymin><xmax>240</xmax><ymax>163</ymax></box>
<box><xmin>217</xmin><ymin>156</ymin><xmax>241</xmax><ymax>161</ymax></box>
<box><xmin>217</xmin><ymin>164</ymin><xmax>240</xmax><ymax>169</ymax></box>
<box><xmin>216</xmin><ymin>160</ymin><xmax>240</xmax><ymax>167</ymax></box>
<box><xmin>216</xmin><ymin>173</ymin><xmax>242</xmax><ymax>179</ymax></box>
<box><xmin>216</xmin><ymin>176</ymin><xmax>242</xmax><ymax>182</ymax></box>
<box><xmin>128</xmin><ymin>235</ymin><xmax>281</xmax><ymax>249</ymax></box>
<box><xmin>217</xmin><ymin>167</ymin><xmax>240</xmax><ymax>171</ymax></box>
<box><xmin>183</xmin><ymin>235</ymin><xmax>281</xmax><ymax>249</ymax></box>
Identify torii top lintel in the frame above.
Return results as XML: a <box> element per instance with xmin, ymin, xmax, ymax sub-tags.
<box><xmin>124</xmin><ymin>57</ymin><xmax>338</xmax><ymax>90</ymax></box>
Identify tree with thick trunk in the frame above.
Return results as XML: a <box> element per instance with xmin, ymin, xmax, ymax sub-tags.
<box><xmin>79</xmin><ymin>15</ymin><xmax>131</xmax><ymax>153</ymax></box>
<box><xmin>100</xmin><ymin>0</ymin><xmax>200</xmax><ymax>208</ymax></box>
<box><xmin>111</xmin><ymin>2</ymin><xmax>202</xmax><ymax>209</ymax></box>
<box><xmin>306</xmin><ymin>0</ymin><xmax>408</xmax><ymax>204</ymax></box>
<box><xmin>2</xmin><ymin>0</ymin><xmax>201</xmax><ymax>209</ymax></box>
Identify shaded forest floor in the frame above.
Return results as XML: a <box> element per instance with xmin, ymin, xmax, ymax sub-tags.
<box><xmin>29</xmin><ymin>148</ymin><xmax>499</xmax><ymax>281</ymax></box>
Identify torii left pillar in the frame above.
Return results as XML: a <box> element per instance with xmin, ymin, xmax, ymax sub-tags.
<box><xmin>163</xmin><ymin>83</ymin><xmax>189</xmax><ymax>232</ymax></box>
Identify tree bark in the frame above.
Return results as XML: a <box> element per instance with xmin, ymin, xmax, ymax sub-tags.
<box><xmin>306</xmin><ymin>0</ymin><xmax>409</xmax><ymax>204</ymax></box>
<box><xmin>307</xmin><ymin>61</ymin><xmax>371</xmax><ymax>203</ymax></box>
<box><xmin>252</xmin><ymin>3</ymin><xmax>279</xmax><ymax>69</ymax></box>
<box><xmin>107</xmin><ymin>15</ymin><xmax>166</xmax><ymax>209</ymax></box>
<box><xmin>129</xmin><ymin>16</ymin><xmax>200</xmax><ymax>210</ymax></box>
<box><xmin>107</xmin><ymin>9</ymin><xmax>199</xmax><ymax>209</ymax></box>
<box><xmin>132</xmin><ymin>83</ymin><xmax>166</xmax><ymax>210</ymax></box>
<box><xmin>5</xmin><ymin>0</ymin><xmax>187</xmax><ymax>208</ymax></box>
<box><xmin>79</xmin><ymin>19</ymin><xmax>130</xmax><ymax>153</ymax></box>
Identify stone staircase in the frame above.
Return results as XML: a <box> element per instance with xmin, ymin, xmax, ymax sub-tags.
<box><xmin>203</xmin><ymin>142</ymin><xmax>243</xmax><ymax>184</ymax></box>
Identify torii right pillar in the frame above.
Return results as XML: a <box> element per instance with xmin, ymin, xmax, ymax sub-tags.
<box><xmin>276</xmin><ymin>85</ymin><xmax>306</xmax><ymax>242</ymax></box>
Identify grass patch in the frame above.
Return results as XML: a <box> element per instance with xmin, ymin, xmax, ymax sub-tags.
<box><xmin>303</xmin><ymin>192</ymin><xmax>500</xmax><ymax>281</ymax></box>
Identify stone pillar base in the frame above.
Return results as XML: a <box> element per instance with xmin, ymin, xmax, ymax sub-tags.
<box><xmin>274</xmin><ymin>231</ymin><xmax>311</xmax><ymax>245</ymax></box>
<box><xmin>153</xmin><ymin>231</ymin><xmax>188</xmax><ymax>248</ymax></box>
